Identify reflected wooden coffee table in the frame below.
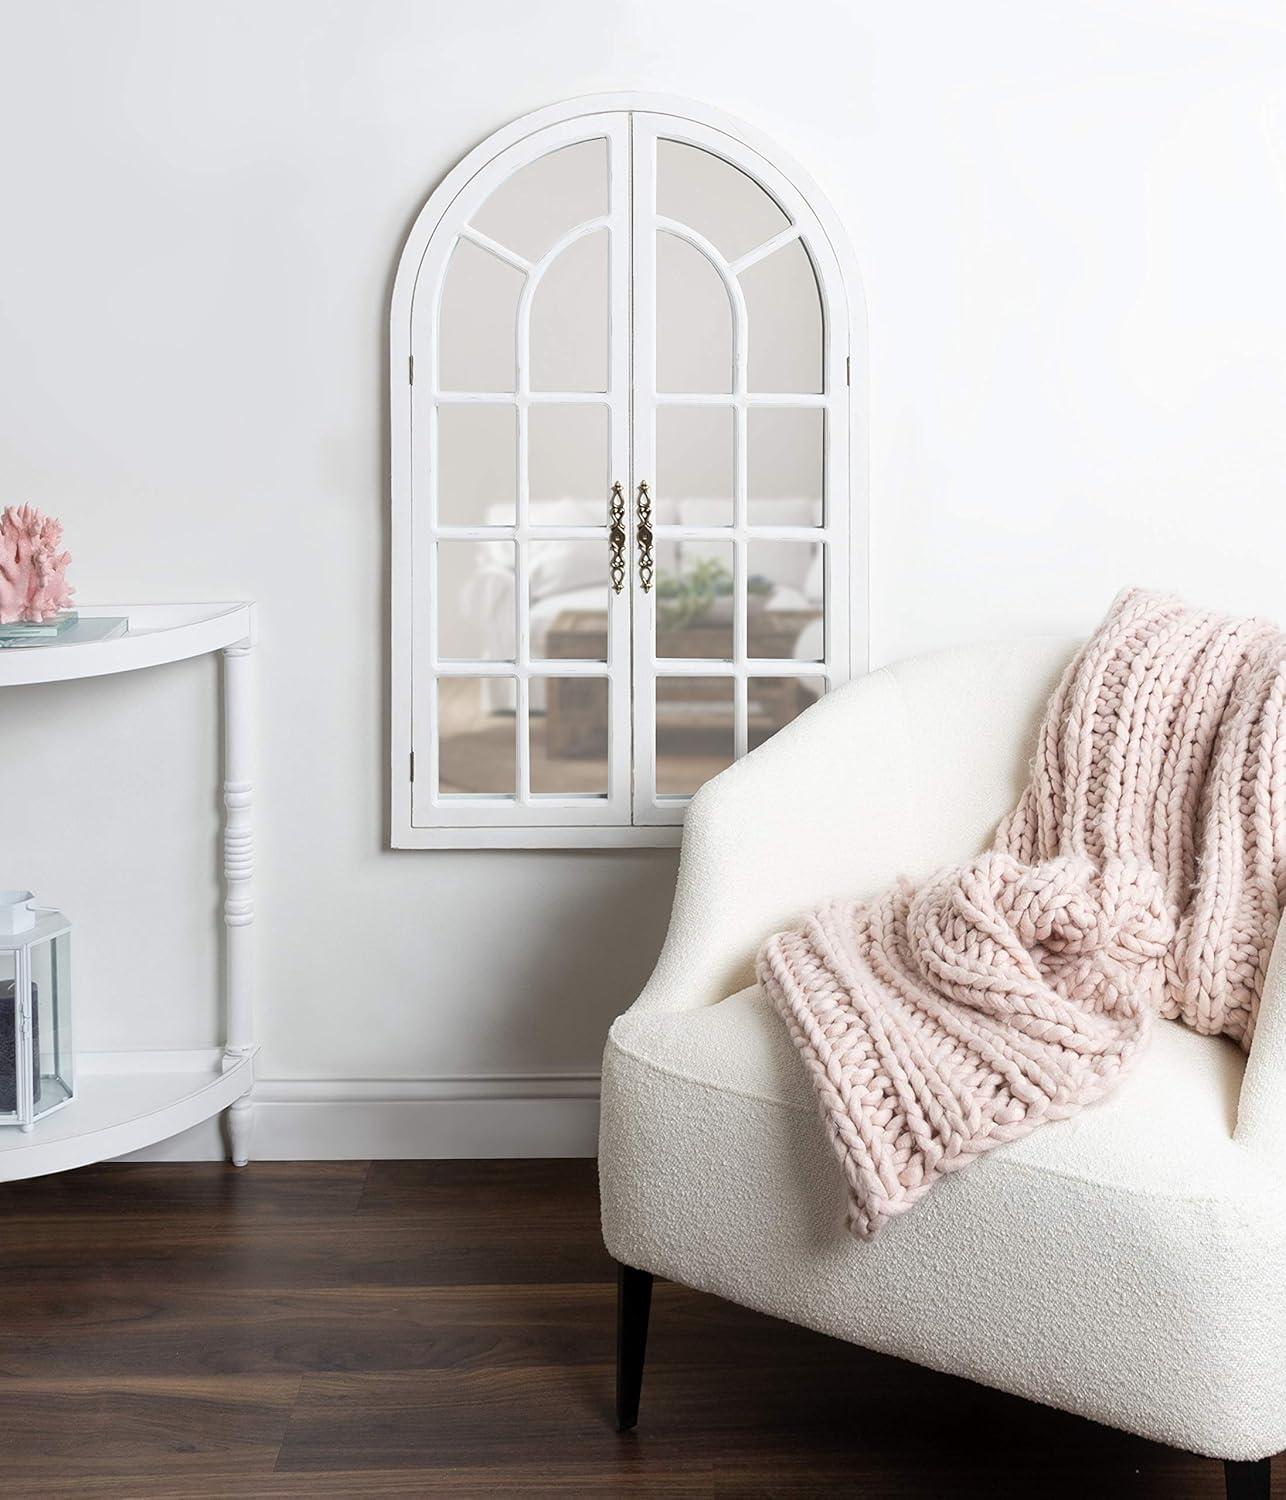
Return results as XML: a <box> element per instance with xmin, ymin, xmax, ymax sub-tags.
<box><xmin>544</xmin><ymin>607</ymin><xmax>820</xmax><ymax>761</ymax></box>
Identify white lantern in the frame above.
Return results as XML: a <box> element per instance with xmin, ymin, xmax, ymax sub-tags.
<box><xmin>0</xmin><ymin>892</ymin><xmax>74</xmax><ymax>1131</ymax></box>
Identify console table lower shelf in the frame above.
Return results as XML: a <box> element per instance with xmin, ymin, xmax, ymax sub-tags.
<box><xmin>0</xmin><ymin>1049</ymin><xmax>257</xmax><ymax>1182</ymax></box>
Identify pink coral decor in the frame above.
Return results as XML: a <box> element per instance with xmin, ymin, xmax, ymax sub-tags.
<box><xmin>759</xmin><ymin>588</ymin><xmax>1286</xmax><ymax>1240</ymax></box>
<box><xmin>0</xmin><ymin>504</ymin><xmax>74</xmax><ymax>624</ymax></box>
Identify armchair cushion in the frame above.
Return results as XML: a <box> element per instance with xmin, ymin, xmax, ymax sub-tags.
<box><xmin>601</xmin><ymin>988</ymin><xmax>1286</xmax><ymax>1458</ymax></box>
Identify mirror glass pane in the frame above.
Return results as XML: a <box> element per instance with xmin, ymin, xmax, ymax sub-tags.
<box><xmin>533</xmin><ymin>676</ymin><xmax>609</xmax><ymax>796</ymax></box>
<box><xmin>530</xmin><ymin>230</ymin><xmax>609</xmax><ymax>392</ymax></box>
<box><xmin>438</xmin><ymin>677</ymin><xmax>515</xmax><ymax>796</ymax></box>
<box><xmin>655</xmin><ymin>676</ymin><xmax>735</xmax><ymax>796</ymax></box>
<box><xmin>742</xmin><ymin>239</ymin><xmax>822</xmax><ymax>394</ymax></box>
<box><xmin>439</xmin><ymin>240</ymin><xmax>522</xmax><ymax>393</ymax></box>
<box><xmin>748</xmin><ymin>675</ymin><xmax>825</xmax><ymax>751</ymax></box>
<box><xmin>530</xmin><ymin>404</ymin><xmax>609</xmax><ymax>511</ymax></box>
<box><xmin>747</xmin><ymin>540</ymin><xmax>824</xmax><ymax>662</ymax></box>
<box><xmin>657</xmin><ymin>234</ymin><xmax>732</xmax><ymax>394</ymax></box>
<box><xmin>530</xmin><ymin>541</ymin><xmax>609</xmax><ymax>662</ymax></box>
<box><xmin>471</xmin><ymin>139</ymin><xmax>608</xmax><ymax>264</ymax></box>
<box><xmin>437</xmin><ymin>405</ymin><xmax>516</xmax><ymax>527</ymax></box>
<box><xmin>655</xmin><ymin>405</ymin><xmax>733</xmax><ymax>526</ymax></box>
<box><xmin>656</xmin><ymin>140</ymin><xmax>790</xmax><ymax>263</ymax></box>
<box><xmin>748</xmin><ymin>407</ymin><xmax>823</xmax><ymax>526</ymax></box>
<box><xmin>437</xmin><ymin>540</ymin><xmax>514</xmax><ymax>660</ymax></box>
<box><xmin>656</xmin><ymin>539</ymin><xmax>734</xmax><ymax>660</ymax></box>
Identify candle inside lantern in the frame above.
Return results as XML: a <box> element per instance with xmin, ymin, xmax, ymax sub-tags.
<box><xmin>0</xmin><ymin>901</ymin><xmax>72</xmax><ymax>1128</ymax></box>
<box><xmin>0</xmin><ymin>978</ymin><xmax>40</xmax><ymax>1113</ymax></box>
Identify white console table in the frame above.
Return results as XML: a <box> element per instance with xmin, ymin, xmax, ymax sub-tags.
<box><xmin>0</xmin><ymin>602</ymin><xmax>257</xmax><ymax>1180</ymax></box>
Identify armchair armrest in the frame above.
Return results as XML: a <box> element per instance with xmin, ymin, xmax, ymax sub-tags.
<box><xmin>626</xmin><ymin>636</ymin><xmax>1077</xmax><ymax>1020</ymax></box>
<box><xmin>630</xmin><ymin>668</ymin><xmax>916</xmax><ymax>1016</ymax></box>
<box><xmin>1235</xmin><ymin>918</ymin><xmax>1286</xmax><ymax>1155</ymax></box>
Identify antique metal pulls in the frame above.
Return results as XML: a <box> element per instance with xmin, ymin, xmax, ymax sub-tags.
<box><xmin>608</xmin><ymin>482</ymin><xmax>627</xmax><ymax>595</ymax></box>
<box><xmin>636</xmin><ymin>481</ymin><xmax>654</xmax><ymax>593</ymax></box>
<box><xmin>607</xmin><ymin>480</ymin><xmax>654</xmax><ymax>593</ymax></box>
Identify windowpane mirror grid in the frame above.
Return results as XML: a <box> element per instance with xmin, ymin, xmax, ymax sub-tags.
<box><xmin>437</xmin><ymin>677</ymin><xmax>517</xmax><ymax>797</ymax></box>
<box><xmin>655</xmin><ymin>676</ymin><xmax>735</xmax><ymax>796</ymax></box>
<box><xmin>470</xmin><ymin>138</ymin><xmax>608</xmax><ymax>265</ymax></box>
<box><xmin>655</xmin><ymin>405</ymin><xmax>734</xmax><ymax>526</ymax></box>
<box><xmin>530</xmin><ymin>229</ymin><xmax>609</xmax><ymax>393</ymax></box>
<box><xmin>656</xmin><ymin>140</ymin><xmax>791</xmax><ymax>263</ymax></box>
<box><xmin>748</xmin><ymin>675</ymin><xmax>825</xmax><ymax>752</ymax></box>
<box><xmin>655</xmin><ymin>539</ymin><xmax>735</xmax><ymax>661</ymax></box>
<box><xmin>437</xmin><ymin>540</ymin><xmax>515</xmax><ymax>661</ymax></box>
<box><xmin>656</xmin><ymin>233</ymin><xmax>733</xmax><ymax>394</ymax></box>
<box><xmin>530</xmin><ymin>541</ymin><xmax>609</xmax><ymax>662</ymax></box>
<box><xmin>747</xmin><ymin>540</ymin><xmax>824</xmax><ymax>662</ymax></box>
<box><xmin>741</xmin><ymin>238</ymin><xmax>823</xmax><ymax>394</ymax></box>
<box><xmin>748</xmin><ymin>406</ymin><xmax>824</xmax><ymax>527</ymax></box>
<box><xmin>436</xmin><ymin>404</ymin><xmax>517</xmax><ymax>527</ymax></box>
<box><xmin>438</xmin><ymin>239</ymin><xmax>523</xmax><ymax>393</ymax></box>
<box><xmin>532</xmin><ymin>676</ymin><xmax>609</xmax><ymax>797</ymax></box>
<box><xmin>530</xmin><ymin>404</ymin><xmax>609</xmax><ymax>510</ymax></box>
<box><xmin>396</xmin><ymin>101</ymin><xmax>862</xmax><ymax>847</ymax></box>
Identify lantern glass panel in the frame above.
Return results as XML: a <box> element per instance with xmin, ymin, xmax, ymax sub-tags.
<box><xmin>0</xmin><ymin>910</ymin><xmax>74</xmax><ymax>1129</ymax></box>
<box><xmin>32</xmin><ymin>931</ymin><xmax>73</xmax><ymax>1116</ymax></box>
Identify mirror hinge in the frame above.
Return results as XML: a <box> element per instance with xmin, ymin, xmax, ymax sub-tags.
<box><xmin>408</xmin><ymin>355</ymin><xmax>415</xmax><ymax>385</ymax></box>
<box><xmin>845</xmin><ymin>355</ymin><xmax>851</xmax><ymax>387</ymax></box>
<box><xmin>409</xmin><ymin>749</ymin><xmax>415</xmax><ymax>782</ymax></box>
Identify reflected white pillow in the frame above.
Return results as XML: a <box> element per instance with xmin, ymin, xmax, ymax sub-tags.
<box><xmin>483</xmin><ymin>499</ymin><xmax>606</xmax><ymax>601</ymax></box>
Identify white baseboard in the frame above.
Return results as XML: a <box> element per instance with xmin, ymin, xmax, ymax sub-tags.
<box><xmin>120</xmin><ymin>1074</ymin><xmax>602</xmax><ymax>1162</ymax></box>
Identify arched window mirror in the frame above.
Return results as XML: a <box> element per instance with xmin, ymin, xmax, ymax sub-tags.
<box><xmin>391</xmin><ymin>95</ymin><xmax>867</xmax><ymax>848</ymax></box>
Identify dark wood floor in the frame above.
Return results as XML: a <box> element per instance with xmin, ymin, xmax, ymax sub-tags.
<box><xmin>0</xmin><ymin>1160</ymin><xmax>1272</xmax><ymax>1497</ymax></box>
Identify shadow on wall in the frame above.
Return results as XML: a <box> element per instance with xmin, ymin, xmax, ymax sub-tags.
<box><xmin>469</xmin><ymin>850</ymin><xmax>681</xmax><ymax>1073</ymax></box>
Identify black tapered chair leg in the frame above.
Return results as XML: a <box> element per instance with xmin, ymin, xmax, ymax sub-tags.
<box><xmin>1225</xmin><ymin>1457</ymin><xmax>1271</xmax><ymax>1500</ymax></box>
<box><xmin>615</xmin><ymin>1263</ymin><xmax>653</xmax><ymax>1432</ymax></box>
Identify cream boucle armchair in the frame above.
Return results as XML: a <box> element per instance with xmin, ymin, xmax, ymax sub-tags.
<box><xmin>598</xmin><ymin>639</ymin><xmax>1286</xmax><ymax>1500</ymax></box>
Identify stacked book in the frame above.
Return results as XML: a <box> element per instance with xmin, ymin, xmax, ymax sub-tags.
<box><xmin>0</xmin><ymin>612</ymin><xmax>128</xmax><ymax>649</ymax></box>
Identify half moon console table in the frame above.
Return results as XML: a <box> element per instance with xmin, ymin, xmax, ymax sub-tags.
<box><xmin>0</xmin><ymin>602</ymin><xmax>257</xmax><ymax>1181</ymax></box>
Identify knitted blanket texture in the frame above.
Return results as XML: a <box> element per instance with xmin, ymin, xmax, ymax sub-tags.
<box><xmin>757</xmin><ymin>589</ymin><xmax>1286</xmax><ymax>1240</ymax></box>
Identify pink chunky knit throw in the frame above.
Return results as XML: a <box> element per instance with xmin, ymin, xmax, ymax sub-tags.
<box><xmin>758</xmin><ymin>589</ymin><xmax>1286</xmax><ymax>1240</ymax></box>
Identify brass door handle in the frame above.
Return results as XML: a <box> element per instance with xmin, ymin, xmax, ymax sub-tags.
<box><xmin>636</xmin><ymin>481</ymin><xmax>654</xmax><ymax>593</ymax></box>
<box><xmin>608</xmin><ymin>482</ymin><xmax>626</xmax><ymax>595</ymax></box>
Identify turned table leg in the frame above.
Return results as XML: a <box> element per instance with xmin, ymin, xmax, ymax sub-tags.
<box><xmin>221</xmin><ymin>639</ymin><xmax>256</xmax><ymax>1165</ymax></box>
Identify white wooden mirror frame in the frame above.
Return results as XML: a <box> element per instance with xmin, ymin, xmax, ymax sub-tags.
<box><xmin>390</xmin><ymin>93</ymin><xmax>868</xmax><ymax>849</ymax></box>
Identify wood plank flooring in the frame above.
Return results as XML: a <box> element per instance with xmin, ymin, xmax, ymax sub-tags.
<box><xmin>0</xmin><ymin>1160</ymin><xmax>1272</xmax><ymax>1497</ymax></box>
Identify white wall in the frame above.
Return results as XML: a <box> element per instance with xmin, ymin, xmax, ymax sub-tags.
<box><xmin>2</xmin><ymin>0</ymin><xmax>1285</xmax><ymax>1151</ymax></box>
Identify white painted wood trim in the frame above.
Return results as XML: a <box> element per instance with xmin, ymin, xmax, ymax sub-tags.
<box><xmin>391</xmin><ymin>93</ymin><xmax>868</xmax><ymax>850</ymax></box>
<box><xmin>123</xmin><ymin>1071</ymin><xmax>602</xmax><ymax>1162</ymax></box>
<box><xmin>392</xmin><ymin>822</ymin><xmax>682</xmax><ymax>850</ymax></box>
<box><xmin>258</xmin><ymin>1073</ymin><xmax>600</xmax><ymax>1102</ymax></box>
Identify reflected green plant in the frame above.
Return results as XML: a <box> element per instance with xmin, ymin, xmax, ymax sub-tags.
<box><xmin>656</xmin><ymin>559</ymin><xmax>772</xmax><ymax>630</ymax></box>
